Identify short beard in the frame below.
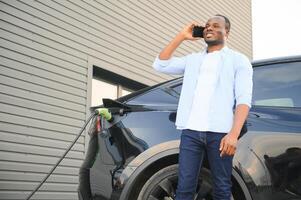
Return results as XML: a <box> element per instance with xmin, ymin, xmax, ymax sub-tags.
<box><xmin>205</xmin><ymin>39</ymin><xmax>224</xmax><ymax>46</ymax></box>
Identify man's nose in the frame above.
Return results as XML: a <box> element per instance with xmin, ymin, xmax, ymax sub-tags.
<box><xmin>207</xmin><ymin>26</ymin><xmax>213</xmax><ymax>31</ymax></box>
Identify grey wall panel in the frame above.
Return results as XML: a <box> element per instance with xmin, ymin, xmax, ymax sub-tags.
<box><xmin>1</xmin><ymin>0</ymin><xmax>171</xmax><ymax>82</ymax></box>
<box><xmin>0</xmin><ymin>113</ymin><xmax>82</xmax><ymax>134</ymax></box>
<box><xmin>0</xmin><ymin>181</ymin><xmax>78</xmax><ymax>191</ymax></box>
<box><xmin>0</xmin><ymin>0</ymin><xmax>252</xmax><ymax>199</ymax></box>
<box><xmin>0</xmin><ymin>84</ymin><xmax>86</xmax><ymax>113</ymax></box>
<box><xmin>0</xmin><ymin>27</ymin><xmax>87</xmax><ymax>69</ymax></box>
<box><xmin>0</xmin><ymin>152</ymin><xmax>83</xmax><ymax>167</ymax></box>
<box><xmin>0</xmin><ymin>103</ymin><xmax>83</xmax><ymax>129</ymax></box>
<box><xmin>0</xmin><ymin>74</ymin><xmax>86</xmax><ymax>104</ymax></box>
<box><xmin>0</xmin><ymin>37</ymin><xmax>86</xmax><ymax>77</ymax></box>
<box><xmin>0</xmin><ymin>191</ymin><xmax>78</xmax><ymax>200</ymax></box>
<box><xmin>0</xmin><ymin>55</ymin><xmax>86</xmax><ymax>91</ymax></box>
<box><xmin>0</xmin><ymin>65</ymin><xmax>86</xmax><ymax>98</ymax></box>
<box><xmin>39</xmin><ymin>0</ymin><xmax>162</xmax><ymax>59</ymax></box>
<box><xmin>0</xmin><ymin>192</ymin><xmax>78</xmax><ymax>200</ymax></box>
<box><xmin>0</xmin><ymin>93</ymin><xmax>85</xmax><ymax>120</ymax></box>
<box><xmin>0</xmin><ymin>131</ymin><xmax>84</xmax><ymax>151</ymax></box>
<box><xmin>0</xmin><ymin>46</ymin><xmax>86</xmax><ymax>83</ymax></box>
<box><xmin>0</xmin><ymin>141</ymin><xmax>83</xmax><ymax>159</ymax></box>
<box><xmin>0</xmin><ymin>121</ymin><xmax>85</xmax><ymax>143</ymax></box>
<box><xmin>0</xmin><ymin>19</ymin><xmax>87</xmax><ymax>61</ymax></box>
<box><xmin>0</xmin><ymin>18</ymin><xmax>166</xmax><ymax>85</ymax></box>
<box><xmin>0</xmin><ymin>161</ymin><xmax>79</xmax><ymax>175</ymax></box>
<box><xmin>0</xmin><ymin>172</ymin><xmax>78</xmax><ymax>183</ymax></box>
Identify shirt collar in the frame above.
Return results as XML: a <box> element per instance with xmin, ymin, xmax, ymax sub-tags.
<box><xmin>200</xmin><ymin>45</ymin><xmax>229</xmax><ymax>55</ymax></box>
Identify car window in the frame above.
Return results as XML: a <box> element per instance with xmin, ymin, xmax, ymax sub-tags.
<box><xmin>252</xmin><ymin>61</ymin><xmax>301</xmax><ymax>107</ymax></box>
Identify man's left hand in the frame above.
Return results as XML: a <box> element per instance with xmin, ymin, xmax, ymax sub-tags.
<box><xmin>219</xmin><ymin>132</ymin><xmax>238</xmax><ymax>157</ymax></box>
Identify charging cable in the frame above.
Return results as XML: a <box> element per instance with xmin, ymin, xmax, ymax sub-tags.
<box><xmin>26</xmin><ymin>108</ymin><xmax>113</xmax><ymax>200</ymax></box>
<box><xmin>26</xmin><ymin>113</ymin><xmax>96</xmax><ymax>200</ymax></box>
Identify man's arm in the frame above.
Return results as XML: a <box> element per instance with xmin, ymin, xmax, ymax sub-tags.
<box><xmin>153</xmin><ymin>23</ymin><xmax>202</xmax><ymax>74</ymax></box>
<box><xmin>220</xmin><ymin>104</ymin><xmax>249</xmax><ymax>157</ymax></box>
<box><xmin>230</xmin><ymin>104</ymin><xmax>250</xmax><ymax>136</ymax></box>
<box><xmin>220</xmin><ymin>55</ymin><xmax>253</xmax><ymax>157</ymax></box>
<box><xmin>159</xmin><ymin>34</ymin><xmax>185</xmax><ymax>60</ymax></box>
<box><xmin>159</xmin><ymin>23</ymin><xmax>200</xmax><ymax>60</ymax></box>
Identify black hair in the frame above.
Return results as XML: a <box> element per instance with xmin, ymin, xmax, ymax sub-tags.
<box><xmin>215</xmin><ymin>14</ymin><xmax>231</xmax><ymax>31</ymax></box>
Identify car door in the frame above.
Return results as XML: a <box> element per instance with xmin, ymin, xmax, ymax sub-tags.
<box><xmin>247</xmin><ymin>60</ymin><xmax>301</xmax><ymax>200</ymax></box>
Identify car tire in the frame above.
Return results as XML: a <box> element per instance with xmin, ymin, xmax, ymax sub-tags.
<box><xmin>137</xmin><ymin>164</ymin><xmax>214</xmax><ymax>200</ymax></box>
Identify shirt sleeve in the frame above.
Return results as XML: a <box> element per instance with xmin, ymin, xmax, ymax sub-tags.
<box><xmin>234</xmin><ymin>54</ymin><xmax>253</xmax><ymax>108</ymax></box>
<box><xmin>152</xmin><ymin>55</ymin><xmax>187</xmax><ymax>75</ymax></box>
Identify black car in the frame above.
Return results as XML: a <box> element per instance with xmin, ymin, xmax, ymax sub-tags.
<box><xmin>78</xmin><ymin>56</ymin><xmax>301</xmax><ymax>200</ymax></box>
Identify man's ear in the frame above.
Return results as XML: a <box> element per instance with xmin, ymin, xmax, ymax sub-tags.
<box><xmin>225</xmin><ymin>30</ymin><xmax>230</xmax><ymax>39</ymax></box>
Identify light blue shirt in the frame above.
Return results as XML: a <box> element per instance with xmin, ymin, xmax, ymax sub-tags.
<box><xmin>153</xmin><ymin>47</ymin><xmax>253</xmax><ymax>133</ymax></box>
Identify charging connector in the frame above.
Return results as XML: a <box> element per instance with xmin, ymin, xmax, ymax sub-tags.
<box><xmin>95</xmin><ymin>108</ymin><xmax>114</xmax><ymax>122</ymax></box>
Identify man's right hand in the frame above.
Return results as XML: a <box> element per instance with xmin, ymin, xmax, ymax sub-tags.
<box><xmin>159</xmin><ymin>22</ymin><xmax>202</xmax><ymax>60</ymax></box>
<box><xmin>178</xmin><ymin>22</ymin><xmax>203</xmax><ymax>41</ymax></box>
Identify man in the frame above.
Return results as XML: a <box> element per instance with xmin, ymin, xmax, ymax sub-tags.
<box><xmin>153</xmin><ymin>15</ymin><xmax>253</xmax><ymax>200</ymax></box>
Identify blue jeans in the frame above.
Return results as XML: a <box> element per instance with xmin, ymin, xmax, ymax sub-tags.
<box><xmin>175</xmin><ymin>129</ymin><xmax>233</xmax><ymax>200</ymax></box>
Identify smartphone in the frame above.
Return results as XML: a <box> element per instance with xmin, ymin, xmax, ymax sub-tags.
<box><xmin>192</xmin><ymin>26</ymin><xmax>205</xmax><ymax>38</ymax></box>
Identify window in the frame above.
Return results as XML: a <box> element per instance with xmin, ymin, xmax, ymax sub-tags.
<box><xmin>122</xmin><ymin>88</ymin><xmax>132</xmax><ymax>96</ymax></box>
<box><xmin>91</xmin><ymin>78</ymin><xmax>118</xmax><ymax>106</ymax></box>
<box><xmin>252</xmin><ymin>61</ymin><xmax>301</xmax><ymax>107</ymax></box>
<box><xmin>91</xmin><ymin>78</ymin><xmax>135</xmax><ymax>107</ymax></box>
<box><xmin>91</xmin><ymin>66</ymin><xmax>146</xmax><ymax>106</ymax></box>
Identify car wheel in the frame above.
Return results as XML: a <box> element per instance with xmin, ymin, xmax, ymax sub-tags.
<box><xmin>137</xmin><ymin>164</ymin><xmax>214</xmax><ymax>200</ymax></box>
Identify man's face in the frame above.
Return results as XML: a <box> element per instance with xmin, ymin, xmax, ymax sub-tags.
<box><xmin>203</xmin><ymin>16</ymin><xmax>229</xmax><ymax>46</ymax></box>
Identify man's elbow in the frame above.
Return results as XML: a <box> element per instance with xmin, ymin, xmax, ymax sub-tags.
<box><xmin>235</xmin><ymin>96</ymin><xmax>252</xmax><ymax>109</ymax></box>
<box><xmin>153</xmin><ymin>56</ymin><xmax>171</xmax><ymax>71</ymax></box>
<box><xmin>236</xmin><ymin>103</ymin><xmax>251</xmax><ymax>110</ymax></box>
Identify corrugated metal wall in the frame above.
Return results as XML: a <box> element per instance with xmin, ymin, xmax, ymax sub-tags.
<box><xmin>0</xmin><ymin>0</ymin><xmax>252</xmax><ymax>199</ymax></box>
